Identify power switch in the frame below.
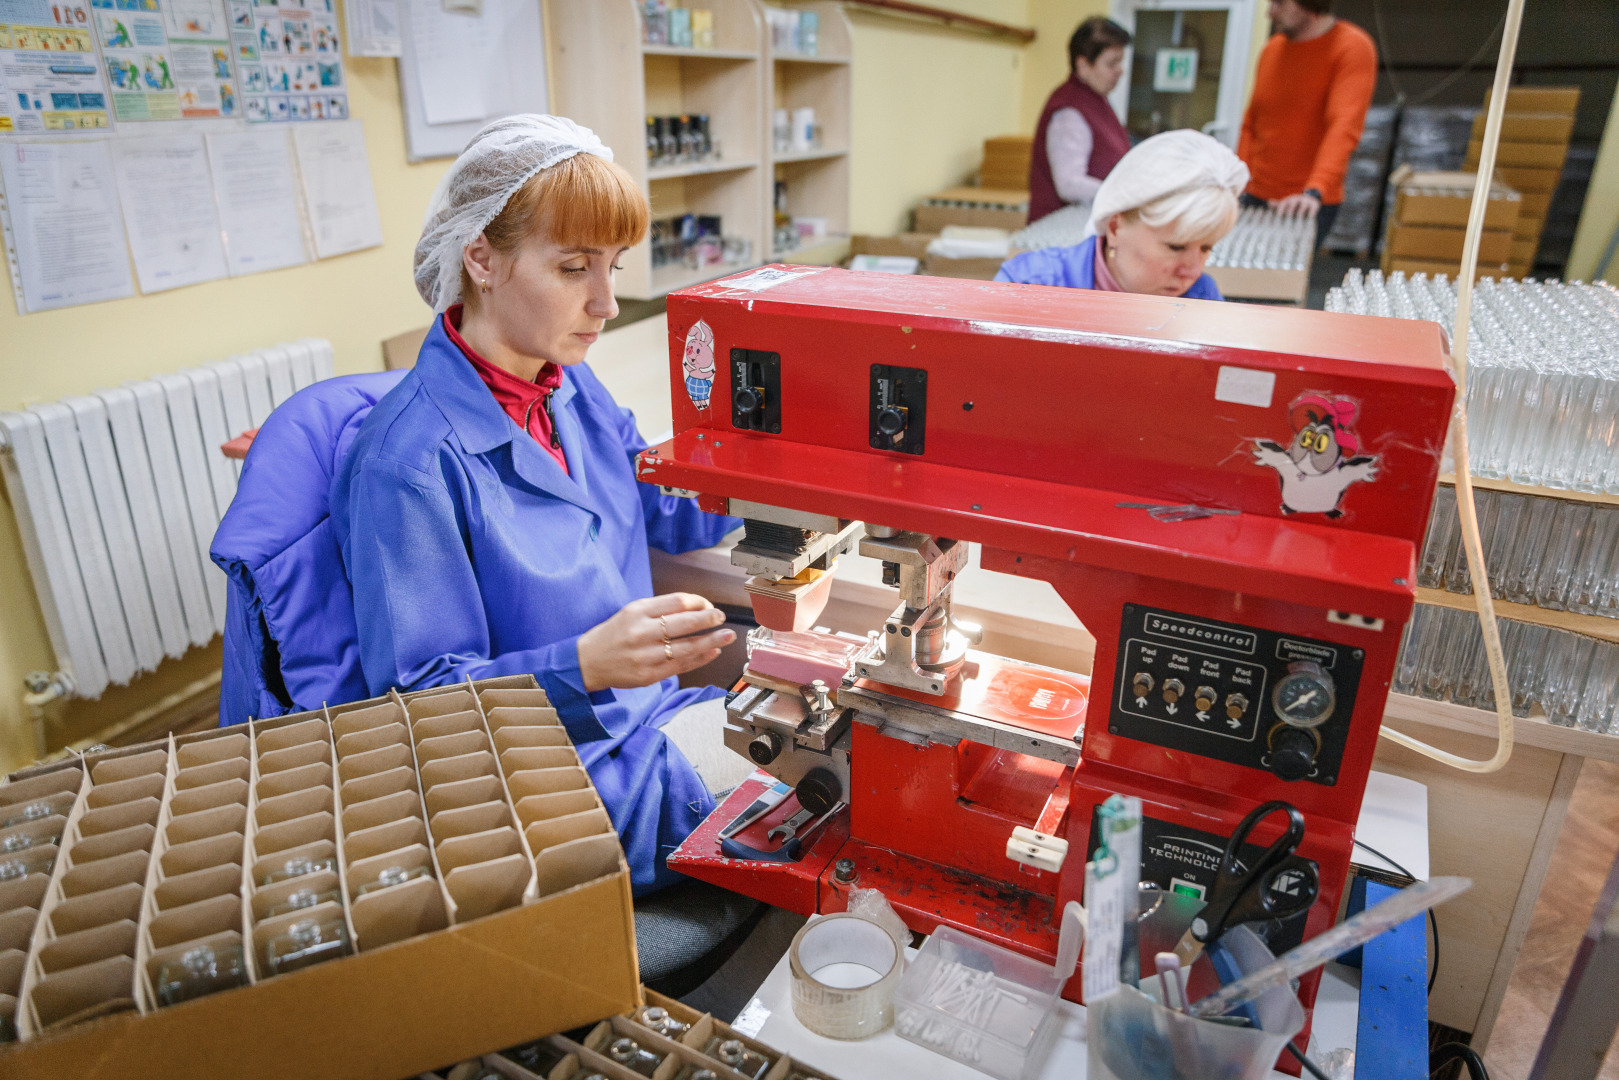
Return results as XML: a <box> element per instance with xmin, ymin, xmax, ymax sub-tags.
<box><xmin>1162</xmin><ymin>678</ymin><xmax>1184</xmax><ymax>705</ymax></box>
<box><xmin>1194</xmin><ymin>686</ymin><xmax>1217</xmax><ymax>712</ymax></box>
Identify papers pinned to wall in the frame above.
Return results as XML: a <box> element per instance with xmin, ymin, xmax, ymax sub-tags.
<box><xmin>397</xmin><ymin>0</ymin><xmax>546</xmax><ymax>161</ymax></box>
<box><xmin>0</xmin><ymin>0</ymin><xmax>108</xmax><ymax>134</ymax></box>
<box><xmin>111</xmin><ymin>133</ymin><xmax>228</xmax><ymax>292</ymax></box>
<box><xmin>292</xmin><ymin>120</ymin><xmax>382</xmax><ymax>258</ymax></box>
<box><xmin>1</xmin><ymin>119</ymin><xmax>383</xmax><ymax>312</ymax></box>
<box><xmin>206</xmin><ymin>127</ymin><xmax>310</xmax><ymax>275</ymax></box>
<box><xmin>0</xmin><ymin>140</ymin><xmax>134</xmax><ymax>312</ymax></box>
<box><xmin>344</xmin><ymin>0</ymin><xmax>401</xmax><ymax>57</ymax></box>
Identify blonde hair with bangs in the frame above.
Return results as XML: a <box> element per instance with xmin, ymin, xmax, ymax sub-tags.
<box><xmin>461</xmin><ymin>152</ymin><xmax>649</xmax><ymax>308</ymax></box>
<box><xmin>1117</xmin><ymin>185</ymin><xmax>1240</xmax><ymax>247</ymax></box>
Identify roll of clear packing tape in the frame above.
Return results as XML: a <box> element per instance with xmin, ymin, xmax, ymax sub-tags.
<box><xmin>789</xmin><ymin>913</ymin><xmax>903</xmax><ymax>1040</ymax></box>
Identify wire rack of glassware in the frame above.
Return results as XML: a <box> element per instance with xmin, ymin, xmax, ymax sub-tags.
<box><xmin>1206</xmin><ymin>205</ymin><xmax>1315</xmax><ymax>272</ymax></box>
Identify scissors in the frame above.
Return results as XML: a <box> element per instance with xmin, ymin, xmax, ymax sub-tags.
<box><xmin>1173</xmin><ymin>800</ymin><xmax>1320</xmax><ymax>968</ymax></box>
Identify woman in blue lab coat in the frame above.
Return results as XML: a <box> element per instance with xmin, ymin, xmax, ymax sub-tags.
<box><xmin>997</xmin><ymin>129</ymin><xmax>1248</xmax><ymax>300</ymax></box>
<box><xmin>330</xmin><ymin>116</ymin><xmax>738</xmax><ymax>894</ymax></box>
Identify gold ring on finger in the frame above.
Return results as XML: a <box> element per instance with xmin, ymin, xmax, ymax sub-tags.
<box><xmin>665</xmin><ymin>641</ymin><xmax>674</xmax><ymax>661</ymax></box>
<box><xmin>659</xmin><ymin>615</ymin><xmax>669</xmax><ymax>643</ymax></box>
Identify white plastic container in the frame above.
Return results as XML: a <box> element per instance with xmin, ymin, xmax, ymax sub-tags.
<box><xmin>893</xmin><ymin>925</ymin><xmax>1064</xmax><ymax>1080</ymax></box>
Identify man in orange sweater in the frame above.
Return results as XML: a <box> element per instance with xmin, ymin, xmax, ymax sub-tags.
<box><xmin>1238</xmin><ymin>0</ymin><xmax>1377</xmax><ymax>245</ymax></box>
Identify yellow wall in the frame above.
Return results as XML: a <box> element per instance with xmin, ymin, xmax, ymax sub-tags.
<box><xmin>1568</xmin><ymin>88</ymin><xmax>1619</xmax><ymax>282</ymax></box>
<box><xmin>1019</xmin><ymin>0</ymin><xmax>1109</xmax><ymax>134</ymax></box>
<box><xmin>847</xmin><ymin>0</ymin><xmax>1033</xmax><ymax>233</ymax></box>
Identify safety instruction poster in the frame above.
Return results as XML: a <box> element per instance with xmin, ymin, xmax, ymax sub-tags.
<box><xmin>92</xmin><ymin>0</ymin><xmax>181</xmax><ymax>120</ymax></box>
<box><xmin>164</xmin><ymin>0</ymin><xmax>237</xmax><ymax>117</ymax></box>
<box><xmin>0</xmin><ymin>0</ymin><xmax>109</xmax><ymax>133</ymax></box>
<box><xmin>234</xmin><ymin>0</ymin><xmax>343</xmax><ymax>123</ymax></box>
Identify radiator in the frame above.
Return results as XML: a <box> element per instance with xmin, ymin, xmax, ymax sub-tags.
<box><xmin>0</xmin><ymin>340</ymin><xmax>334</xmax><ymax>699</ymax></box>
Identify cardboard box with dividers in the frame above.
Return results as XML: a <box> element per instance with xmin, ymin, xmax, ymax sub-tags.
<box><xmin>0</xmin><ymin>675</ymin><xmax>638</xmax><ymax>1080</ymax></box>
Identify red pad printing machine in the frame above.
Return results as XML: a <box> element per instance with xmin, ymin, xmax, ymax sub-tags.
<box><xmin>640</xmin><ymin>264</ymin><xmax>1453</xmax><ymax>1050</ymax></box>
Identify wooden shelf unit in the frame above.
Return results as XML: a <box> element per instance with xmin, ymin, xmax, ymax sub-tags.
<box><xmin>1437</xmin><ymin>473</ymin><xmax>1619</xmax><ymax>508</ymax></box>
<box><xmin>1416</xmin><ymin>587</ymin><xmax>1619</xmax><ymax>644</ymax></box>
<box><xmin>1384</xmin><ymin>692</ymin><xmax>1619</xmax><ymax>764</ymax></box>
<box><xmin>550</xmin><ymin>0</ymin><xmax>768</xmax><ymax>299</ymax></box>
<box><xmin>763</xmin><ymin>1</ymin><xmax>852</xmax><ymax>263</ymax></box>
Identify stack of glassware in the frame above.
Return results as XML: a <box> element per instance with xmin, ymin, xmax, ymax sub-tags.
<box><xmin>1206</xmin><ymin>205</ymin><xmax>1315</xmax><ymax>272</ymax></box>
<box><xmin>1418</xmin><ymin>486</ymin><xmax>1619</xmax><ymax>618</ymax></box>
<box><xmin>1007</xmin><ymin>203</ymin><xmax>1090</xmax><ymax>253</ymax></box>
<box><xmin>1392</xmin><ymin>606</ymin><xmax>1619</xmax><ymax>733</ymax></box>
<box><xmin>1325</xmin><ymin>269</ymin><xmax>1619</xmax><ymax>494</ymax></box>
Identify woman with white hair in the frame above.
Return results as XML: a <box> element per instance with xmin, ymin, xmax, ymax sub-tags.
<box><xmin>997</xmin><ymin>129</ymin><xmax>1249</xmax><ymax>299</ymax></box>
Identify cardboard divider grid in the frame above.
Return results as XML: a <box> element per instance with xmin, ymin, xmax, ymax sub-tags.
<box><xmin>0</xmin><ymin>677</ymin><xmax>640</xmax><ymax>1078</ymax></box>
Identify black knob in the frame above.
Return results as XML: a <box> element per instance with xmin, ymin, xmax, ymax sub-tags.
<box><xmin>1270</xmin><ymin>728</ymin><xmax>1317</xmax><ymax>782</ymax></box>
<box><xmin>748</xmin><ymin>730</ymin><xmax>784</xmax><ymax>766</ymax></box>
<box><xmin>735</xmin><ymin>386</ymin><xmax>764</xmax><ymax>414</ymax></box>
<box><xmin>797</xmin><ymin>768</ymin><xmax>842</xmax><ymax>816</ymax></box>
<box><xmin>876</xmin><ymin>406</ymin><xmax>907</xmax><ymax>436</ymax></box>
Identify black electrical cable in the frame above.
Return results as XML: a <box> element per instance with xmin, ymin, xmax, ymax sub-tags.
<box><xmin>1369</xmin><ymin>0</ymin><xmax>1513</xmax><ymax>106</ymax></box>
<box><xmin>1432</xmin><ymin>1040</ymin><xmax>1491</xmax><ymax>1079</ymax></box>
<box><xmin>1286</xmin><ymin>1041</ymin><xmax>1333</xmax><ymax>1080</ymax></box>
<box><xmin>1352</xmin><ymin>839</ymin><xmax>1439</xmax><ymax>995</ymax></box>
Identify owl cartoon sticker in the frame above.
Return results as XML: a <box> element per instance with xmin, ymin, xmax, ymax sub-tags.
<box><xmin>682</xmin><ymin>319</ymin><xmax>716</xmax><ymax>411</ymax></box>
<box><xmin>1252</xmin><ymin>393</ymin><xmax>1379</xmax><ymax>517</ymax></box>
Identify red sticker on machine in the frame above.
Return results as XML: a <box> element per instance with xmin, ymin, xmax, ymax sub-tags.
<box><xmin>1251</xmin><ymin>392</ymin><xmax>1379</xmax><ymax>518</ymax></box>
<box><xmin>682</xmin><ymin>318</ymin><xmax>715</xmax><ymax>411</ymax></box>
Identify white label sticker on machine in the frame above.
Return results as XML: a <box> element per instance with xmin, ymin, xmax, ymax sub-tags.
<box><xmin>718</xmin><ymin>266</ymin><xmax>827</xmax><ymax>293</ymax></box>
<box><xmin>1215</xmin><ymin>365</ymin><xmax>1276</xmax><ymax>408</ymax></box>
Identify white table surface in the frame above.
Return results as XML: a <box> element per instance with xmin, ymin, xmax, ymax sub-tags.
<box><xmin>725</xmin><ymin>769</ymin><xmax>1424</xmax><ymax>1080</ymax></box>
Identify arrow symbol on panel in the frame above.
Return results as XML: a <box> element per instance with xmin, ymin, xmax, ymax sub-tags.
<box><xmin>1135</xmin><ymin>697</ymin><xmax>1148</xmax><ymax>708</ymax></box>
<box><xmin>1227</xmin><ymin>716</ymin><xmax>1242</xmax><ymax>729</ymax></box>
<box><xmin>1196</xmin><ymin>711</ymin><xmax>1209</xmax><ymax>722</ymax></box>
<box><xmin>1166</xmin><ymin>704</ymin><xmax>1177</xmax><ymax>715</ymax></box>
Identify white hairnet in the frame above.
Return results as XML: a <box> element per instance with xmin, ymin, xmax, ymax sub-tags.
<box><xmin>1084</xmin><ymin>129</ymin><xmax>1249</xmax><ymax>240</ymax></box>
<box><xmin>414</xmin><ymin>114</ymin><xmax>613</xmax><ymax>311</ymax></box>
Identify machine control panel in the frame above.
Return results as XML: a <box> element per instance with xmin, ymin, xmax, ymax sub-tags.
<box><xmin>730</xmin><ymin>348</ymin><xmax>781</xmax><ymax>433</ymax></box>
<box><xmin>1108</xmin><ymin>605</ymin><xmax>1364</xmax><ymax>785</ymax></box>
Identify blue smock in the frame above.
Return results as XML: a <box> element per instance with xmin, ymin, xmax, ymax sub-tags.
<box><xmin>995</xmin><ymin>234</ymin><xmax>1225</xmax><ymax>300</ymax></box>
<box><xmin>330</xmin><ymin>318</ymin><xmax>739</xmax><ymax>894</ymax></box>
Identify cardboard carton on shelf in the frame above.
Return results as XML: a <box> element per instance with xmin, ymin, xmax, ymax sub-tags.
<box><xmin>1467</xmin><ymin>137</ymin><xmax>1568</xmax><ymax>171</ymax></box>
<box><xmin>980</xmin><ymin>134</ymin><xmax>1033</xmax><ymax>191</ymax></box>
<box><xmin>848</xmin><ymin>232</ymin><xmax>939</xmax><ymax>261</ymax></box>
<box><xmin>0</xmin><ymin>675</ymin><xmax>640</xmax><ymax>1080</ymax></box>
<box><xmin>1381</xmin><ymin>254</ymin><xmax>1513</xmax><ymax>278</ymax></box>
<box><xmin>1205</xmin><ymin>265</ymin><xmax>1310</xmax><ymax>305</ymax></box>
<box><xmin>1469</xmin><ymin>111</ymin><xmax>1576</xmax><ymax>145</ymax></box>
<box><xmin>1510</xmin><ymin>237</ymin><xmax>1539</xmax><ymax>265</ymax></box>
<box><xmin>921</xmin><ymin>253</ymin><xmax>1007</xmax><ymax>280</ymax></box>
<box><xmin>1386</xmin><ymin>223</ymin><xmax>1513</xmax><ymax>264</ymax></box>
<box><xmin>1515</xmin><ymin>188</ymin><xmax>1554</xmax><ymax>223</ymax></box>
<box><xmin>1494</xmin><ymin>165</ymin><xmax>1561</xmax><ymax>193</ymax></box>
<box><xmin>914</xmin><ymin>185</ymin><xmax>1029</xmax><ymax>232</ymax></box>
<box><xmin>1388</xmin><ymin>166</ymin><xmax>1521</xmax><ymax>230</ymax></box>
<box><xmin>1485</xmin><ymin>86</ymin><xmax>1581</xmax><ymax>114</ymax></box>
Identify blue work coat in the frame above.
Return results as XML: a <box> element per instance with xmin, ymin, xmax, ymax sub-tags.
<box><xmin>331</xmin><ymin>318</ymin><xmax>739</xmax><ymax>894</ymax></box>
<box><xmin>995</xmin><ymin>234</ymin><xmax>1225</xmax><ymax>300</ymax></box>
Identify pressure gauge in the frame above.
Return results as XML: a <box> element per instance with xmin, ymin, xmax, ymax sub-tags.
<box><xmin>1270</xmin><ymin>661</ymin><xmax>1336</xmax><ymax>729</ymax></box>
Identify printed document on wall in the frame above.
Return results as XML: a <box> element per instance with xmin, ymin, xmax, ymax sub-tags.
<box><xmin>112</xmin><ymin>133</ymin><xmax>228</xmax><ymax>292</ymax></box>
<box><xmin>344</xmin><ymin>0</ymin><xmax>399</xmax><ymax>57</ymax></box>
<box><xmin>0</xmin><ymin>140</ymin><xmax>134</xmax><ymax>313</ymax></box>
<box><xmin>206</xmin><ymin>127</ymin><xmax>308</xmax><ymax>275</ymax></box>
<box><xmin>405</xmin><ymin>0</ymin><xmax>487</xmax><ymax>125</ymax></box>
<box><xmin>163</xmin><ymin>0</ymin><xmax>240</xmax><ymax>118</ymax></box>
<box><xmin>0</xmin><ymin>0</ymin><xmax>109</xmax><ymax>133</ymax></box>
<box><xmin>92</xmin><ymin>0</ymin><xmax>183</xmax><ymax>121</ymax></box>
<box><xmin>292</xmin><ymin>119</ymin><xmax>381</xmax><ymax>258</ymax></box>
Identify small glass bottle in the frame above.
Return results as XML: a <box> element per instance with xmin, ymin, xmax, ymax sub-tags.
<box><xmin>673</xmin><ymin>1067</ymin><xmax>719</xmax><ymax>1080</ymax></box>
<box><xmin>1</xmin><ymin>793</ymin><xmax>72</xmax><ymax>828</ymax></box>
<box><xmin>0</xmin><ymin>848</ymin><xmax>56</xmax><ymax>881</ymax></box>
<box><xmin>263</xmin><ymin>916</ymin><xmax>351</xmax><ymax>975</ymax></box>
<box><xmin>156</xmin><ymin>942</ymin><xmax>248</xmax><ymax>1006</ymax></box>
<box><xmin>703</xmin><ymin>1038</ymin><xmax>771</xmax><ymax>1080</ymax></box>
<box><xmin>259</xmin><ymin>853</ymin><xmax>336</xmax><ymax>888</ymax></box>
<box><xmin>0</xmin><ymin>828</ymin><xmax>60</xmax><ymax>854</ymax></box>
<box><xmin>265</xmin><ymin>884</ymin><xmax>341</xmax><ymax>918</ymax></box>
<box><xmin>503</xmin><ymin>1038</ymin><xmax>568</xmax><ymax>1075</ymax></box>
<box><xmin>607</xmin><ymin>1036</ymin><xmax>663</xmax><ymax>1077</ymax></box>
<box><xmin>638</xmin><ymin>1005</ymin><xmax>689</xmax><ymax>1038</ymax></box>
<box><xmin>356</xmin><ymin>863</ymin><xmax>430</xmax><ymax>896</ymax></box>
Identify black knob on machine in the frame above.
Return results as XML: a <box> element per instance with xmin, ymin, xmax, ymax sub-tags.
<box><xmin>736</xmin><ymin>385</ymin><xmax>765</xmax><ymax>415</ymax></box>
<box><xmin>1270</xmin><ymin>727</ymin><xmax>1317</xmax><ymax>782</ymax></box>
<box><xmin>748</xmin><ymin>730</ymin><xmax>784</xmax><ymax>766</ymax></box>
<box><xmin>876</xmin><ymin>405</ymin><xmax>908</xmax><ymax>437</ymax></box>
<box><xmin>796</xmin><ymin>768</ymin><xmax>842</xmax><ymax>816</ymax></box>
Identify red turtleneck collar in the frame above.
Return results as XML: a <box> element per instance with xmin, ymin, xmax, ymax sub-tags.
<box><xmin>443</xmin><ymin>304</ymin><xmax>568</xmax><ymax>474</ymax></box>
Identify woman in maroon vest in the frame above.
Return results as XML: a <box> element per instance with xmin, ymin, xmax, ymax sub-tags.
<box><xmin>1028</xmin><ymin>17</ymin><xmax>1133</xmax><ymax>224</ymax></box>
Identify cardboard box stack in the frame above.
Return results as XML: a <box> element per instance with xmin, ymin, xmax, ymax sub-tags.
<box><xmin>1465</xmin><ymin>86</ymin><xmax>1580</xmax><ymax>276</ymax></box>
<box><xmin>0</xmin><ymin>676</ymin><xmax>638</xmax><ymax>1080</ymax></box>
<box><xmin>979</xmin><ymin>135</ymin><xmax>1033</xmax><ymax>191</ymax></box>
<box><xmin>1381</xmin><ymin>166</ymin><xmax>1521</xmax><ymax>278</ymax></box>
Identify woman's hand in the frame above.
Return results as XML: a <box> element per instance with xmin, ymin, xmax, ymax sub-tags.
<box><xmin>577</xmin><ymin>593</ymin><xmax>735</xmax><ymax>692</ymax></box>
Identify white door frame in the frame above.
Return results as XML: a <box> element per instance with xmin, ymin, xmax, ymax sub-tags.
<box><xmin>1107</xmin><ymin>0</ymin><xmax>1259</xmax><ymax>148</ymax></box>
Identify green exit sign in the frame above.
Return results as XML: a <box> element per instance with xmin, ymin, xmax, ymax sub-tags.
<box><xmin>1154</xmin><ymin>47</ymin><xmax>1200</xmax><ymax>93</ymax></box>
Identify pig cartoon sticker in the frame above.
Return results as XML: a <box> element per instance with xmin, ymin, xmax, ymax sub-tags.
<box><xmin>1253</xmin><ymin>393</ymin><xmax>1379</xmax><ymax>517</ymax></box>
<box><xmin>683</xmin><ymin>319</ymin><xmax>715</xmax><ymax>410</ymax></box>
